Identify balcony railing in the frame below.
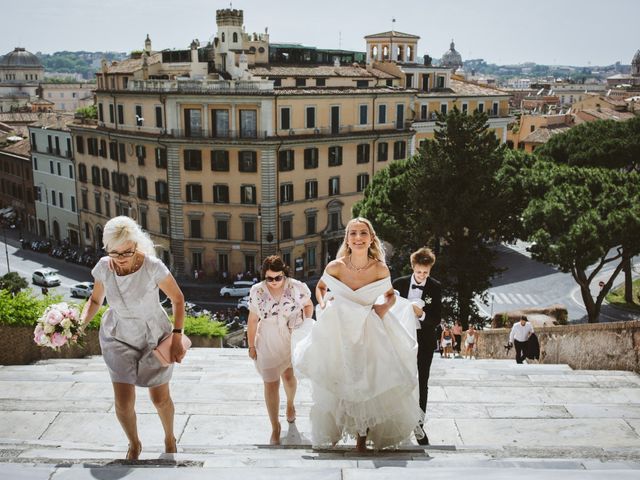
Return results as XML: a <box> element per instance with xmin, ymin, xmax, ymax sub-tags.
<box><xmin>170</xmin><ymin>129</ymin><xmax>268</xmax><ymax>140</ymax></box>
<box><xmin>129</xmin><ymin>79</ymin><xmax>273</xmax><ymax>94</ymax></box>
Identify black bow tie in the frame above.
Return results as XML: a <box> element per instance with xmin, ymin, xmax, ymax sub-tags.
<box><xmin>412</xmin><ymin>284</ymin><xmax>424</xmax><ymax>290</ymax></box>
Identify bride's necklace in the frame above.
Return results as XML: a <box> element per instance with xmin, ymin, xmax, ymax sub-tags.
<box><xmin>348</xmin><ymin>254</ymin><xmax>371</xmax><ymax>273</ymax></box>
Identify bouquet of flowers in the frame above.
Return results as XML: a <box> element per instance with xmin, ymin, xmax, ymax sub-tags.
<box><xmin>33</xmin><ymin>302</ymin><xmax>83</xmax><ymax>349</ymax></box>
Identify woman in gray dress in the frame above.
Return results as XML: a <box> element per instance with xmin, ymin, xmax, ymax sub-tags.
<box><xmin>80</xmin><ymin>216</ymin><xmax>186</xmax><ymax>460</ymax></box>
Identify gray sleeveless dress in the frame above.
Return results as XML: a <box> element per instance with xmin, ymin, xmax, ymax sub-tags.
<box><xmin>91</xmin><ymin>255</ymin><xmax>173</xmax><ymax>387</ymax></box>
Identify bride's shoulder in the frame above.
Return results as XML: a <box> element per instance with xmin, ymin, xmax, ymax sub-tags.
<box><xmin>325</xmin><ymin>258</ymin><xmax>346</xmax><ymax>275</ymax></box>
<box><xmin>373</xmin><ymin>260</ymin><xmax>390</xmax><ymax>280</ymax></box>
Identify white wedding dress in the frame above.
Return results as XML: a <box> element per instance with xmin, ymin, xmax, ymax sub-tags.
<box><xmin>293</xmin><ymin>274</ymin><xmax>423</xmax><ymax>449</ymax></box>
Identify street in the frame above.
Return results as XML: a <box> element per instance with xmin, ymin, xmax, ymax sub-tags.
<box><xmin>1</xmin><ymin>234</ymin><xmax>638</xmax><ymax>323</ymax></box>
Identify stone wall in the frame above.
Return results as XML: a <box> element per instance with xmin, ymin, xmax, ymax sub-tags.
<box><xmin>478</xmin><ymin>320</ymin><xmax>640</xmax><ymax>372</ymax></box>
<box><xmin>0</xmin><ymin>325</ymin><xmax>223</xmax><ymax>365</ymax></box>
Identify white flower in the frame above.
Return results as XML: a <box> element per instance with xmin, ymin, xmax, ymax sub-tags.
<box><xmin>44</xmin><ymin>323</ymin><xmax>55</xmax><ymax>334</ymax></box>
<box><xmin>61</xmin><ymin>318</ymin><xmax>72</xmax><ymax>329</ymax></box>
<box><xmin>424</xmin><ymin>297</ymin><xmax>432</xmax><ymax>305</ymax></box>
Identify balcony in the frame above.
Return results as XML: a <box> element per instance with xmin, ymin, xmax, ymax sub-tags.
<box><xmin>170</xmin><ymin>129</ymin><xmax>268</xmax><ymax>140</ymax></box>
<box><xmin>129</xmin><ymin>79</ymin><xmax>274</xmax><ymax>94</ymax></box>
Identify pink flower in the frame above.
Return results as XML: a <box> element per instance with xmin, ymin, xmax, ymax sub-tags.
<box><xmin>50</xmin><ymin>332</ymin><xmax>68</xmax><ymax>348</ymax></box>
<box><xmin>46</xmin><ymin>309</ymin><xmax>63</xmax><ymax>325</ymax></box>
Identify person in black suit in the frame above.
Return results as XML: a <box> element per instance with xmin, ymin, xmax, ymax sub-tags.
<box><xmin>392</xmin><ymin>247</ymin><xmax>442</xmax><ymax>446</ymax></box>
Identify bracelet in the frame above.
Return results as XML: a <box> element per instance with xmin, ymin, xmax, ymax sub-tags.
<box><xmin>172</xmin><ymin>328</ymin><xmax>183</xmax><ymax>334</ymax></box>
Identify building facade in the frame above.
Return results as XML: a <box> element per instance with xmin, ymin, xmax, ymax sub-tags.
<box><xmin>0</xmin><ymin>139</ymin><xmax>36</xmax><ymax>233</ymax></box>
<box><xmin>70</xmin><ymin>8</ymin><xmax>512</xmax><ymax>279</ymax></box>
<box><xmin>29</xmin><ymin>120</ymin><xmax>81</xmax><ymax>244</ymax></box>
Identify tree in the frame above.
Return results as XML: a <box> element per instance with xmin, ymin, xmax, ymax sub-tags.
<box><xmin>356</xmin><ymin>109</ymin><xmax>523</xmax><ymax>327</ymax></box>
<box><xmin>76</xmin><ymin>105</ymin><xmax>97</xmax><ymax>119</ymax></box>
<box><xmin>539</xmin><ymin>117</ymin><xmax>640</xmax><ymax>303</ymax></box>
<box><xmin>519</xmin><ymin>161</ymin><xmax>640</xmax><ymax>323</ymax></box>
<box><xmin>0</xmin><ymin>272</ymin><xmax>28</xmax><ymax>295</ymax></box>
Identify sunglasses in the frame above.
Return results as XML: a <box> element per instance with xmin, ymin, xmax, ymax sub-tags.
<box><xmin>107</xmin><ymin>244</ymin><xmax>137</xmax><ymax>259</ymax></box>
<box><xmin>265</xmin><ymin>274</ymin><xmax>284</xmax><ymax>283</ymax></box>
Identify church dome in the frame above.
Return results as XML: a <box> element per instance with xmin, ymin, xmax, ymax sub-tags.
<box><xmin>0</xmin><ymin>47</ymin><xmax>42</xmax><ymax>68</ymax></box>
<box><xmin>441</xmin><ymin>40</ymin><xmax>463</xmax><ymax>70</ymax></box>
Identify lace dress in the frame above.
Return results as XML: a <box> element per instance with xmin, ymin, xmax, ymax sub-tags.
<box><xmin>249</xmin><ymin>278</ymin><xmax>311</xmax><ymax>382</ymax></box>
<box><xmin>293</xmin><ymin>274</ymin><xmax>422</xmax><ymax>449</ymax></box>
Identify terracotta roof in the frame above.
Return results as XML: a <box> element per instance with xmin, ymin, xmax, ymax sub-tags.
<box><xmin>419</xmin><ymin>79</ymin><xmax>509</xmax><ymax>98</ymax></box>
<box><xmin>575</xmin><ymin>108</ymin><xmax>635</xmax><ymax>122</ymax></box>
<box><xmin>365</xmin><ymin>31</ymin><xmax>420</xmax><ymax>39</ymax></box>
<box><xmin>0</xmin><ymin>138</ymin><xmax>30</xmax><ymax>157</ymax></box>
<box><xmin>249</xmin><ymin>65</ymin><xmax>396</xmax><ymax>79</ymax></box>
<box><xmin>102</xmin><ymin>53</ymin><xmax>162</xmax><ymax>74</ymax></box>
<box><xmin>522</xmin><ymin>126</ymin><xmax>572</xmax><ymax>144</ymax></box>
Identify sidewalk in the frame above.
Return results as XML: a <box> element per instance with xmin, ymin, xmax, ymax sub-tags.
<box><xmin>1</xmin><ymin>350</ymin><xmax>639</xmax><ymax>478</ymax></box>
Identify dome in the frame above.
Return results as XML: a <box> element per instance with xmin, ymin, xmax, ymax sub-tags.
<box><xmin>0</xmin><ymin>47</ymin><xmax>42</xmax><ymax>68</ymax></box>
<box><xmin>441</xmin><ymin>39</ymin><xmax>463</xmax><ymax>70</ymax></box>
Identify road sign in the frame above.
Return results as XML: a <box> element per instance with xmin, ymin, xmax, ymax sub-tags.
<box><xmin>598</xmin><ymin>281</ymin><xmax>605</xmax><ymax>288</ymax></box>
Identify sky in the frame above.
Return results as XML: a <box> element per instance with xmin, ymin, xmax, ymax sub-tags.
<box><xmin>3</xmin><ymin>0</ymin><xmax>639</xmax><ymax>66</ymax></box>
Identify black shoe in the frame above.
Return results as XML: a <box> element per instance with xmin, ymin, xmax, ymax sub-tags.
<box><xmin>417</xmin><ymin>434</ymin><xmax>430</xmax><ymax>446</ymax></box>
<box><xmin>414</xmin><ymin>425</ymin><xmax>429</xmax><ymax>446</ymax></box>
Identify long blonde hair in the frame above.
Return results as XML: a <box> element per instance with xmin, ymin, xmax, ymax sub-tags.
<box><xmin>336</xmin><ymin>217</ymin><xmax>385</xmax><ymax>263</ymax></box>
<box><xmin>102</xmin><ymin>216</ymin><xmax>157</xmax><ymax>257</ymax></box>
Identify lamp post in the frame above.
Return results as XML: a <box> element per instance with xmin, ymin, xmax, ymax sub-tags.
<box><xmin>257</xmin><ymin>204</ymin><xmax>263</xmax><ymax>265</ymax></box>
<box><xmin>38</xmin><ymin>183</ymin><xmax>51</xmax><ymax>239</ymax></box>
<box><xmin>1</xmin><ymin>221</ymin><xmax>9</xmax><ymax>273</ymax></box>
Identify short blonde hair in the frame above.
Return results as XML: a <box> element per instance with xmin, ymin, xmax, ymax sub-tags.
<box><xmin>102</xmin><ymin>216</ymin><xmax>156</xmax><ymax>257</ymax></box>
<box><xmin>410</xmin><ymin>247</ymin><xmax>436</xmax><ymax>267</ymax></box>
<box><xmin>336</xmin><ymin>217</ymin><xmax>385</xmax><ymax>262</ymax></box>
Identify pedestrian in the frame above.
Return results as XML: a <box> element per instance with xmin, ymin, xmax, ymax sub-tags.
<box><xmin>79</xmin><ymin>216</ymin><xmax>187</xmax><ymax>460</ymax></box>
<box><xmin>392</xmin><ymin>246</ymin><xmax>442</xmax><ymax>445</ymax></box>
<box><xmin>246</xmin><ymin>255</ymin><xmax>313</xmax><ymax>445</ymax></box>
<box><xmin>441</xmin><ymin>324</ymin><xmax>455</xmax><ymax>358</ymax></box>
<box><xmin>509</xmin><ymin>315</ymin><xmax>534</xmax><ymax>364</ymax></box>
<box><xmin>435</xmin><ymin>319</ymin><xmax>446</xmax><ymax>356</ymax></box>
<box><xmin>463</xmin><ymin>325</ymin><xmax>478</xmax><ymax>359</ymax></box>
<box><xmin>41</xmin><ymin>286</ymin><xmax>49</xmax><ymax>296</ymax></box>
<box><xmin>452</xmin><ymin>320</ymin><xmax>463</xmax><ymax>356</ymax></box>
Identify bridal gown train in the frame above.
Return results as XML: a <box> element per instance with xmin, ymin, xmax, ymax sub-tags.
<box><xmin>293</xmin><ymin>274</ymin><xmax>423</xmax><ymax>449</ymax></box>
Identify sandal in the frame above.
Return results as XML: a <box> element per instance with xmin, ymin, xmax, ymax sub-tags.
<box><xmin>270</xmin><ymin>423</ymin><xmax>281</xmax><ymax>445</ymax></box>
<box><xmin>286</xmin><ymin>406</ymin><xmax>296</xmax><ymax>423</ymax></box>
<box><xmin>126</xmin><ymin>441</ymin><xmax>142</xmax><ymax>460</ymax></box>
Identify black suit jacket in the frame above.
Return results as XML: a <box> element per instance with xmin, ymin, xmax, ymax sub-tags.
<box><xmin>392</xmin><ymin>275</ymin><xmax>442</xmax><ymax>342</ymax></box>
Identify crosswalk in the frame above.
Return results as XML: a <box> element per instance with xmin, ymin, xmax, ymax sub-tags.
<box><xmin>488</xmin><ymin>292</ymin><xmax>547</xmax><ymax>306</ymax></box>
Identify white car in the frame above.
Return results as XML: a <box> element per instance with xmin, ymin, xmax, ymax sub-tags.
<box><xmin>237</xmin><ymin>295</ymin><xmax>250</xmax><ymax>310</ymax></box>
<box><xmin>32</xmin><ymin>268</ymin><xmax>61</xmax><ymax>287</ymax></box>
<box><xmin>220</xmin><ymin>280</ymin><xmax>255</xmax><ymax>298</ymax></box>
<box><xmin>70</xmin><ymin>282</ymin><xmax>94</xmax><ymax>298</ymax></box>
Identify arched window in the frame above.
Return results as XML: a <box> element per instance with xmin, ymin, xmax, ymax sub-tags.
<box><xmin>233</xmin><ymin>32</ymin><xmax>238</xmax><ymax>43</ymax></box>
<box><xmin>407</xmin><ymin>46</ymin><xmax>413</xmax><ymax>61</ymax></box>
<box><xmin>382</xmin><ymin>46</ymin><xmax>389</xmax><ymax>60</ymax></box>
<box><xmin>221</xmin><ymin>32</ymin><xmax>225</xmax><ymax>42</ymax></box>
<box><xmin>53</xmin><ymin>221</ymin><xmax>60</xmax><ymax>242</ymax></box>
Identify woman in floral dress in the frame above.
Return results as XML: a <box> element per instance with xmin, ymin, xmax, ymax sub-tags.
<box><xmin>246</xmin><ymin>255</ymin><xmax>314</xmax><ymax>445</ymax></box>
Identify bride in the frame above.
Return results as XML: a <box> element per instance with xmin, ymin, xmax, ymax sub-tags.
<box><xmin>293</xmin><ymin>217</ymin><xmax>422</xmax><ymax>451</ymax></box>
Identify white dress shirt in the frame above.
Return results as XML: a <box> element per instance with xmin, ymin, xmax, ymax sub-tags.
<box><xmin>509</xmin><ymin>321</ymin><xmax>534</xmax><ymax>343</ymax></box>
<box><xmin>407</xmin><ymin>276</ymin><xmax>426</xmax><ymax>329</ymax></box>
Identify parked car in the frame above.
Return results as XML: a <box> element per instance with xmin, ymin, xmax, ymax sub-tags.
<box><xmin>32</xmin><ymin>268</ymin><xmax>61</xmax><ymax>287</ymax></box>
<box><xmin>237</xmin><ymin>295</ymin><xmax>250</xmax><ymax>311</ymax></box>
<box><xmin>70</xmin><ymin>282</ymin><xmax>94</xmax><ymax>298</ymax></box>
<box><xmin>219</xmin><ymin>280</ymin><xmax>255</xmax><ymax>298</ymax></box>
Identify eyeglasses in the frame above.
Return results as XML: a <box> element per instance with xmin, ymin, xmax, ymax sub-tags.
<box><xmin>107</xmin><ymin>244</ymin><xmax>137</xmax><ymax>259</ymax></box>
<box><xmin>265</xmin><ymin>274</ymin><xmax>284</xmax><ymax>283</ymax></box>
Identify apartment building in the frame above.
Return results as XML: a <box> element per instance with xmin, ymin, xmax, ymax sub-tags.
<box><xmin>70</xmin><ymin>8</ymin><xmax>511</xmax><ymax>279</ymax></box>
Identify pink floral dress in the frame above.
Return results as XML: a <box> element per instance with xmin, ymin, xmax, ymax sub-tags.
<box><xmin>249</xmin><ymin>277</ymin><xmax>311</xmax><ymax>382</ymax></box>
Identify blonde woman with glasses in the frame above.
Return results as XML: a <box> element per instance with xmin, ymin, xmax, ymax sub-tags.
<box><xmin>246</xmin><ymin>255</ymin><xmax>313</xmax><ymax>445</ymax></box>
<box><xmin>80</xmin><ymin>216</ymin><xmax>186</xmax><ymax>460</ymax></box>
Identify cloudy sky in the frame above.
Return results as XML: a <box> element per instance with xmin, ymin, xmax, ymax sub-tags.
<box><xmin>4</xmin><ymin>0</ymin><xmax>638</xmax><ymax>66</ymax></box>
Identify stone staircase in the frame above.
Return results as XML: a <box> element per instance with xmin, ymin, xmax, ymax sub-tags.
<box><xmin>1</xmin><ymin>349</ymin><xmax>639</xmax><ymax>478</ymax></box>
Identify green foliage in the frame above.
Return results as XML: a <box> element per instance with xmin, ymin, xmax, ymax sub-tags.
<box><xmin>0</xmin><ymin>290</ymin><xmax>59</xmax><ymax>326</ymax></box>
<box><xmin>606</xmin><ymin>278</ymin><xmax>640</xmax><ymax>313</ymax></box>
<box><xmin>356</xmin><ymin>109</ymin><xmax>525</xmax><ymax>326</ymax></box>
<box><xmin>76</xmin><ymin>105</ymin><xmax>97</xmax><ymax>119</ymax></box>
<box><xmin>0</xmin><ymin>272</ymin><xmax>29</xmax><ymax>294</ymax></box>
<box><xmin>182</xmin><ymin>316</ymin><xmax>228</xmax><ymax>338</ymax></box>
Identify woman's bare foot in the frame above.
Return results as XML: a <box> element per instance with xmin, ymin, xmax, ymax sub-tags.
<box><xmin>286</xmin><ymin>405</ymin><xmax>296</xmax><ymax>423</ymax></box>
<box><xmin>270</xmin><ymin>423</ymin><xmax>281</xmax><ymax>445</ymax></box>
<box><xmin>165</xmin><ymin>436</ymin><xmax>177</xmax><ymax>454</ymax></box>
<box><xmin>126</xmin><ymin>441</ymin><xmax>142</xmax><ymax>460</ymax></box>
